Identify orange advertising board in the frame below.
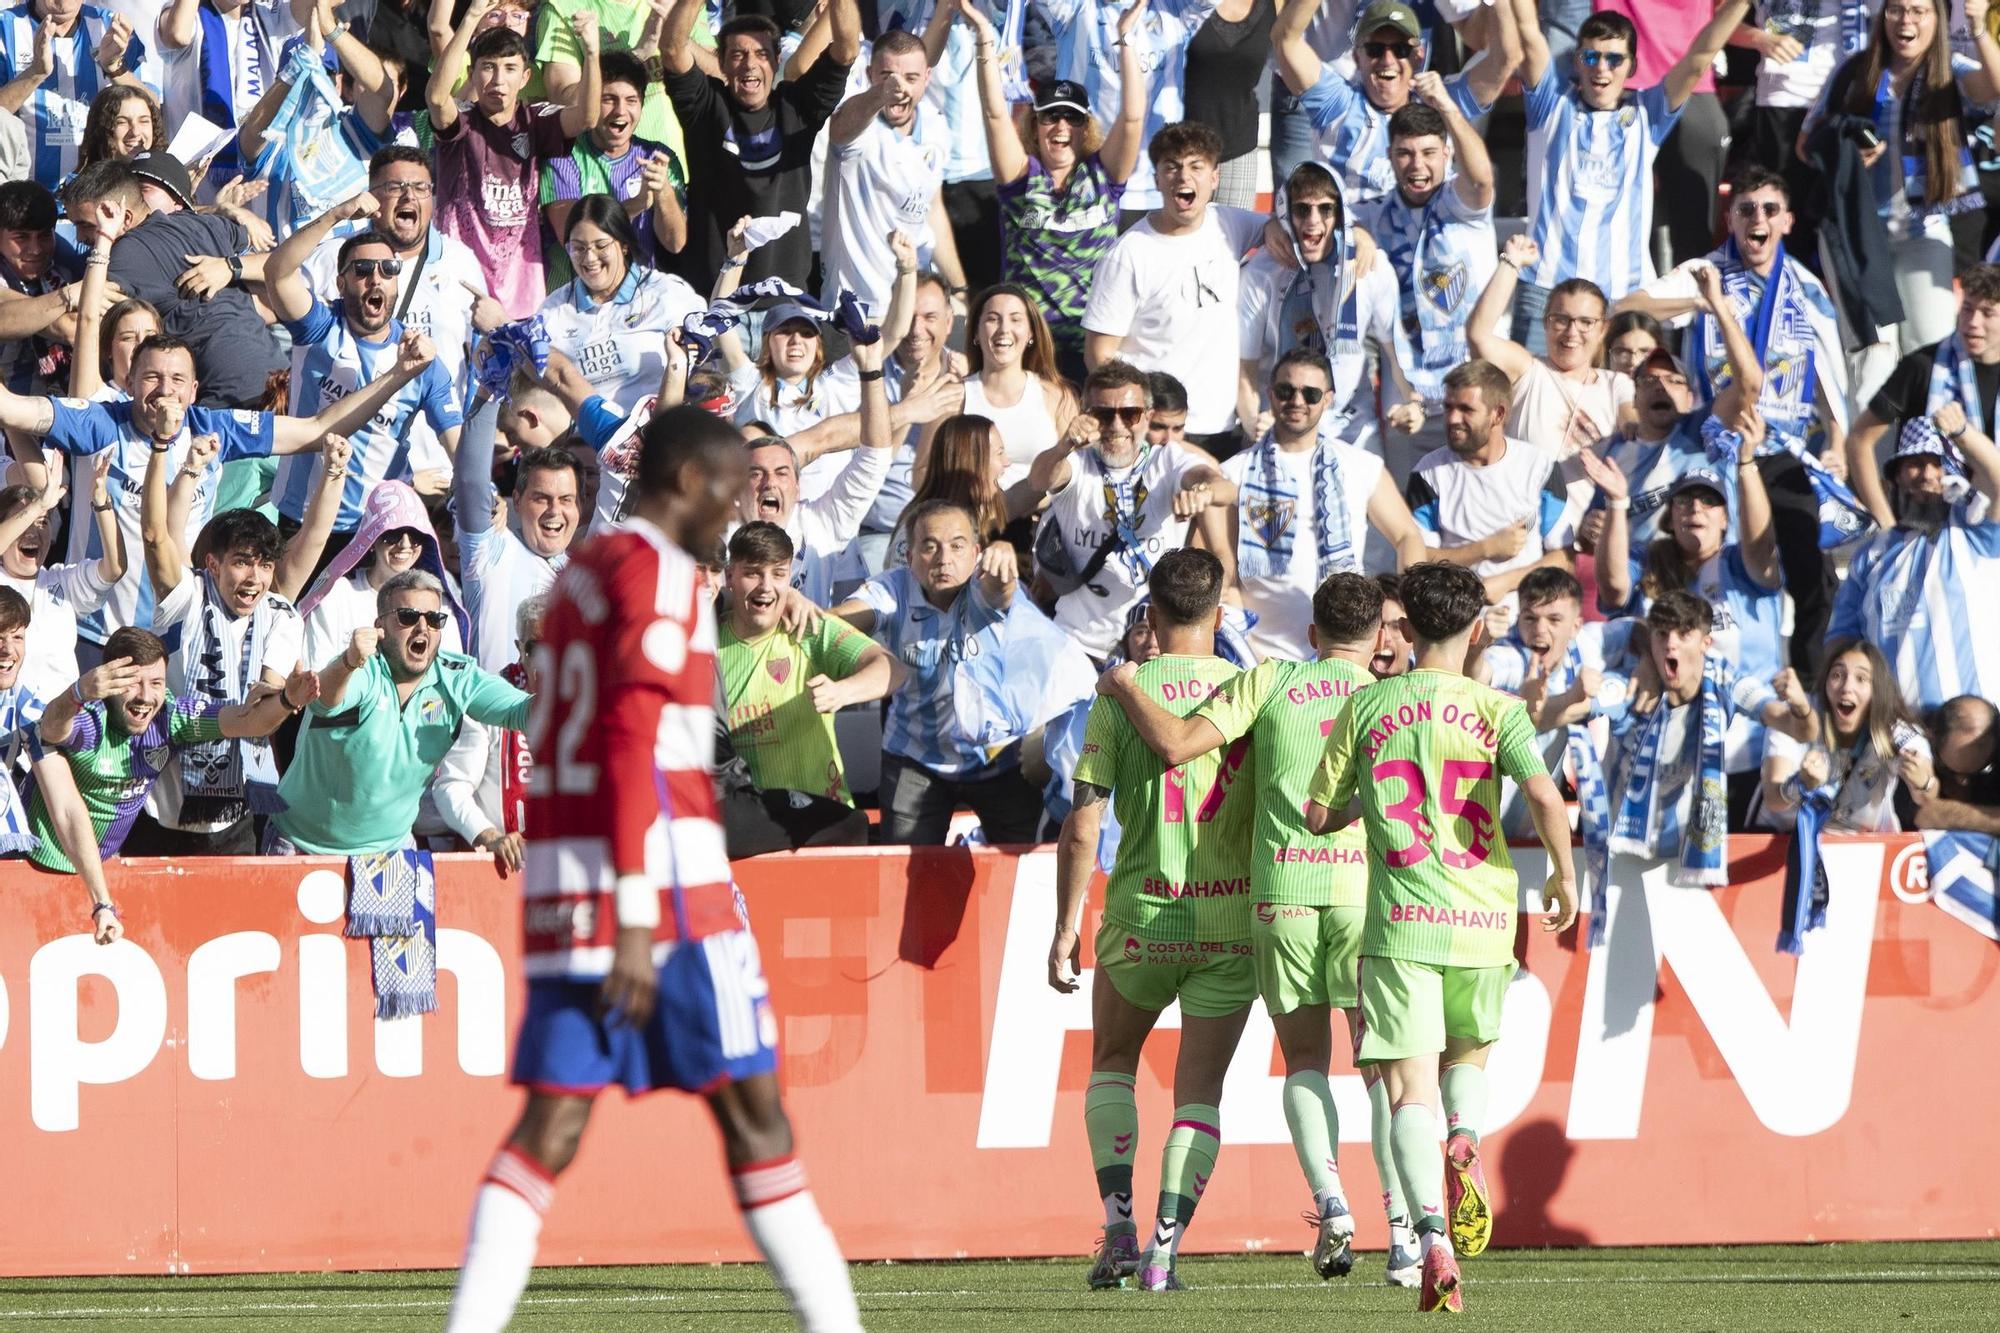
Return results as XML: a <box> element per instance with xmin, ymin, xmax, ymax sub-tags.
<box><xmin>0</xmin><ymin>836</ymin><xmax>1992</xmax><ymax>1275</ymax></box>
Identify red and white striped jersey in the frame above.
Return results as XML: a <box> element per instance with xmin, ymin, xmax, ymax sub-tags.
<box><xmin>521</xmin><ymin>518</ymin><xmax>739</xmax><ymax>980</ymax></box>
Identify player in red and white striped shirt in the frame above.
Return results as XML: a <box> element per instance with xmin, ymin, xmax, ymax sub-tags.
<box><xmin>446</xmin><ymin>406</ymin><xmax>860</xmax><ymax>1333</ymax></box>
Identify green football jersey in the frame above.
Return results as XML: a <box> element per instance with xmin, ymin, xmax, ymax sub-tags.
<box><xmin>1308</xmin><ymin>669</ymin><xmax>1547</xmax><ymax>968</ymax></box>
<box><xmin>1195</xmin><ymin>656</ymin><xmax>1372</xmax><ymax>908</ymax></box>
<box><xmin>1075</xmin><ymin>654</ymin><xmax>1256</xmax><ymax>942</ymax></box>
<box><xmin>719</xmin><ymin>617</ymin><xmax>875</xmax><ymax>805</ymax></box>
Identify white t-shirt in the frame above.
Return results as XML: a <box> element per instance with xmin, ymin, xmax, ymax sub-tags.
<box><xmin>820</xmin><ymin>108</ymin><xmax>948</xmax><ymax>319</ymax></box>
<box><xmin>962</xmin><ymin>373</ymin><xmax>1053</xmax><ymax>491</ymax></box>
<box><xmin>1764</xmin><ymin>724</ymin><xmax>1932</xmax><ymax>833</ymax></box>
<box><xmin>537</xmin><ymin>268</ymin><xmax>704</xmax><ymax>417</ymax></box>
<box><xmin>735</xmin><ymin>363</ymin><xmax>863</xmax><ymax>504</ymax></box>
<box><xmin>1510</xmin><ymin>360</ymin><xmax>1633</xmax><ymax>459</ymax></box>
<box><xmin>0</xmin><ymin>563</ymin><xmax>110</xmax><ymax>704</ymax></box>
<box><xmin>147</xmin><ymin>575</ymin><xmax>303</xmax><ymax>832</ymax></box>
<box><xmin>1408</xmin><ymin>436</ymin><xmax>1579</xmax><ymax>582</ymax></box>
<box><xmin>1082</xmin><ymin>207</ymin><xmax>1268</xmax><ymax>435</ymax></box>
<box><xmin>1751</xmin><ymin>0</ymin><xmax>1851</xmax><ymax>108</ymax></box>
<box><xmin>1039</xmin><ymin>443</ymin><xmax>1206</xmax><ymax>658</ymax></box>
<box><xmin>1238</xmin><ymin>251</ymin><xmax>1399</xmax><ymax>431</ymax></box>
<box><xmin>1220</xmin><ymin>442</ymin><xmax>1384</xmax><ymax>660</ymax></box>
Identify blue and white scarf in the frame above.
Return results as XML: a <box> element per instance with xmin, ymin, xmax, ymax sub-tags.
<box><xmin>1923</xmin><ymin>828</ymin><xmax>2000</xmax><ymax>942</ymax></box>
<box><xmin>1236</xmin><ymin>435</ymin><xmax>1354</xmax><ymax>584</ymax></box>
<box><xmin>1375</xmin><ymin>196</ymin><xmax>1472</xmax><ymax>404</ymax></box>
<box><xmin>677</xmin><ymin>277</ymin><xmax>874</xmax><ymax>364</ymax></box>
<box><xmin>1703</xmin><ymin>414</ymin><xmax>1875</xmax><ymax>550</ymax></box>
<box><xmin>1873</xmin><ymin>67</ymin><xmax>1979</xmax><ymax>215</ymax></box>
<box><xmin>1924</xmin><ymin>330</ymin><xmax>1993</xmax><ymax>451</ymax></box>
<box><xmin>1608</xmin><ymin>655</ymin><xmax>1733</xmax><ymax>887</ymax></box>
<box><xmin>473</xmin><ymin>315</ymin><xmax>551</xmax><ymax>401</ymax></box>
<box><xmin>0</xmin><ymin>685</ymin><xmax>43</xmax><ymax>856</ymax></box>
<box><xmin>253</xmin><ymin>37</ymin><xmax>370</xmax><ymax>231</ymax></box>
<box><xmin>998</xmin><ymin>0</ymin><xmax>1031</xmax><ymax>102</ymax></box>
<box><xmin>347</xmin><ymin>849</ymin><xmax>438</xmax><ymax>1019</ymax></box>
<box><xmin>1777</xmin><ymin>771</ymin><xmax>1835</xmax><ymax>954</ymax></box>
<box><xmin>1273</xmin><ymin>174</ymin><xmax>1361</xmax><ymax>365</ymax></box>
<box><xmin>1692</xmin><ymin>239</ymin><xmax>1848</xmax><ymax>458</ymax></box>
<box><xmin>1547</xmin><ymin>638</ymin><xmax>1613</xmax><ymax>948</ymax></box>
<box><xmin>175</xmin><ymin>574</ymin><xmax>286</xmax><ymax>827</ymax></box>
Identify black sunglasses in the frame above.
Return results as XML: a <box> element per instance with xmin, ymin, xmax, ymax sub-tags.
<box><xmin>1273</xmin><ymin>383</ymin><xmax>1326</xmax><ymax>404</ymax></box>
<box><xmin>1037</xmin><ymin>108</ymin><xmax>1087</xmax><ymax>125</ymax></box>
<box><xmin>343</xmin><ymin>258</ymin><xmax>404</xmax><ymax>280</ymax></box>
<box><xmin>1089</xmin><ymin>405</ymin><xmax>1148</xmax><ymax>426</ymax></box>
<box><xmin>391</xmin><ymin>607</ymin><xmax>449</xmax><ymax>629</ymax></box>
<box><xmin>1291</xmin><ymin>201</ymin><xmax>1340</xmax><ymax>219</ymax></box>
<box><xmin>1363</xmin><ymin>40</ymin><xmax>1415</xmax><ymax>60</ymax></box>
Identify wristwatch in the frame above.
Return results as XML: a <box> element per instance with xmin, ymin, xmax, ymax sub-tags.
<box><xmin>226</xmin><ymin>254</ymin><xmax>244</xmax><ymax>285</ymax></box>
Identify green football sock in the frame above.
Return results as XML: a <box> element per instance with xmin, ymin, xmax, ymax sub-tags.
<box><xmin>1368</xmin><ymin>1076</ymin><xmax>1408</xmax><ymax>1222</ymax></box>
<box><xmin>1390</xmin><ymin>1102</ymin><xmax>1448</xmax><ymax>1243</ymax></box>
<box><xmin>1148</xmin><ymin>1103</ymin><xmax>1221</xmax><ymax>1260</ymax></box>
<box><xmin>1442</xmin><ymin>1063</ymin><xmax>1489</xmax><ymax>1146</ymax></box>
<box><xmin>1281</xmin><ymin>1072</ymin><xmax>1342</xmax><ymax>1214</ymax></box>
<box><xmin>1085</xmin><ymin>1072</ymin><xmax>1139</xmax><ymax>1230</ymax></box>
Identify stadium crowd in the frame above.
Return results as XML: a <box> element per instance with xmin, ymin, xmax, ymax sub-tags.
<box><xmin>0</xmin><ymin>0</ymin><xmax>1991</xmax><ymax>947</ymax></box>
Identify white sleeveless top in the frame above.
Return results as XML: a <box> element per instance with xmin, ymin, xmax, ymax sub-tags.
<box><xmin>962</xmin><ymin>373</ymin><xmax>1052</xmax><ymax>491</ymax></box>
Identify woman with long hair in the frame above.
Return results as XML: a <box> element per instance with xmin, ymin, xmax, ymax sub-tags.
<box><xmin>928</xmin><ymin>284</ymin><xmax>1077</xmax><ymax>496</ymax></box>
<box><xmin>1603</xmin><ymin>309</ymin><xmax>1667</xmax><ymax>378</ymax></box>
<box><xmin>77</xmin><ymin>84</ymin><xmax>161</xmax><ymax>171</ymax></box>
<box><xmin>889</xmin><ymin>413</ymin><xmax>1033</xmax><ymax>567</ymax></box>
<box><xmin>537</xmin><ymin>193</ymin><xmax>703</xmax><ymax>414</ymax></box>
<box><xmin>960</xmin><ymin>0</ymin><xmax>1147</xmax><ymax>381</ymax></box>
<box><xmin>1761</xmin><ymin>638</ymin><xmax>1933</xmax><ymax>831</ymax></box>
<box><xmin>1813</xmin><ymin>0</ymin><xmax>2000</xmax><ymax>398</ymax></box>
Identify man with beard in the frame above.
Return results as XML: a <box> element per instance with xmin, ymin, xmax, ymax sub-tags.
<box><xmin>1237</xmin><ymin>163</ymin><xmax>1398</xmax><ymax>449</ymax></box>
<box><xmin>1829</xmin><ymin>415</ymin><xmax>2000</xmax><ymax>714</ymax></box>
<box><xmin>821</xmin><ymin>28</ymin><xmax>962</xmax><ymax>319</ymax></box>
<box><xmin>26</xmin><ymin>624</ymin><xmax>315</xmax><ymax>869</ymax></box>
<box><xmin>1618</xmin><ymin>165</ymin><xmax>1845</xmax><ymax>677</ymax></box>
<box><xmin>662</xmin><ymin>0</ymin><xmax>860</xmax><ymax>288</ymax></box>
<box><xmin>1223</xmin><ymin>349</ymin><xmax>1424</xmax><ymax>660</ymax></box>
<box><xmin>269</xmin><ymin>569</ymin><xmax>531</xmax><ymax>856</ymax></box>
<box><xmin>264</xmin><ymin>200</ymin><xmax>465</xmax><ymax>553</ymax></box>
<box><xmin>1405</xmin><ymin>359</ymin><xmax>1577</xmax><ymax>619</ymax></box>
<box><xmin>59</xmin><ymin>157</ymin><xmax>286</xmax><ymax>410</ymax></box>
<box><xmin>1272</xmin><ymin>0</ymin><xmax>1518</xmax><ymax>208</ymax></box>
<box><xmin>733</xmin><ymin>326</ymin><xmax>896</xmax><ymax>606</ymax></box>
<box><xmin>454</xmin><ymin>396</ymin><xmax>585</xmax><ymax>673</ymax></box>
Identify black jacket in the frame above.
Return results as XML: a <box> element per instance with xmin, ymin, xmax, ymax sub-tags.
<box><xmin>1805</xmin><ymin>113</ymin><xmax>1906</xmax><ymax>338</ymax></box>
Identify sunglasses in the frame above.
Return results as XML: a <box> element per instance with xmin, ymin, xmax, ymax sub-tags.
<box><xmin>1089</xmin><ymin>405</ymin><xmax>1148</xmax><ymax>426</ymax></box>
<box><xmin>343</xmin><ymin>258</ymin><xmax>404</xmax><ymax>280</ymax></box>
<box><xmin>1579</xmin><ymin>49</ymin><xmax>1628</xmax><ymax>70</ymax></box>
<box><xmin>1363</xmin><ymin>40</ymin><xmax>1415</xmax><ymax>60</ymax></box>
<box><xmin>391</xmin><ymin>607</ymin><xmax>450</xmax><ymax>629</ymax></box>
<box><xmin>1273</xmin><ymin>383</ymin><xmax>1325</xmax><ymax>404</ymax></box>
<box><xmin>1733</xmin><ymin>199</ymin><xmax>1786</xmax><ymax>220</ymax></box>
<box><xmin>380</xmin><ymin>528</ymin><xmax>423</xmax><ymax>548</ymax></box>
<box><xmin>1037</xmin><ymin>108</ymin><xmax>1086</xmax><ymax>125</ymax></box>
<box><xmin>1290</xmin><ymin>201</ymin><xmax>1339</xmax><ymax>219</ymax></box>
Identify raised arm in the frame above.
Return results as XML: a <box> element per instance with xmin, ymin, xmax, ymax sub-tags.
<box><xmin>1272</xmin><ymin>0</ymin><xmax>1322</xmax><ymax>97</ymax></box>
<box><xmin>1468</xmin><ymin>234</ymin><xmax>1538</xmax><ymax>382</ymax></box>
<box><xmin>427</xmin><ymin>0</ymin><xmax>497</xmax><ymax>131</ymax></box>
<box><xmin>1844</xmin><ymin>410</ymin><xmax>1896</xmax><ymax>527</ymax></box>
<box><xmin>287</xmin><ymin>331</ymin><xmax>437</xmax><ymax>449</ymax></box>
<box><xmin>662</xmin><ymin>0</ymin><xmax>704</xmax><ymax>75</ymax></box>
<box><xmin>158</xmin><ymin>0</ymin><xmax>201</xmax><ymax>50</ymax></box>
<box><xmin>1663</xmin><ymin>0</ymin><xmax>1752</xmax><ymax>111</ymax></box>
<box><xmin>1102</xmin><ymin>0</ymin><xmax>1150</xmax><ymax>184</ymax></box>
<box><xmin>1966</xmin><ymin>0</ymin><xmax>2000</xmax><ymax>105</ymax></box>
<box><xmin>827</xmin><ymin>0</ymin><xmax>862</xmax><ymax>67</ymax></box>
<box><xmin>40</xmin><ymin>657</ymin><xmax>140</xmax><ymax>747</ymax></box>
<box><xmin>556</xmin><ymin>12</ymin><xmax>603</xmax><ymax>141</ymax></box>
<box><xmin>1459</xmin><ymin>0</ymin><xmax>1521</xmax><ymax>108</ymax></box>
<box><xmin>274</xmin><ymin>435</ymin><xmax>353</xmax><ymax>601</ymax></box>
<box><xmin>1513</xmin><ymin>0</ymin><xmax>1550</xmax><ymax>97</ymax></box>
<box><xmin>1696</xmin><ymin>261</ymin><xmax>1764</xmax><ymax>415</ymax></box>
<box><xmin>1734</xmin><ymin>417</ymin><xmax>1781</xmax><ymax>589</ymax></box>
<box><xmin>1422</xmin><ymin>71</ymin><xmax>1494</xmax><ymax>212</ymax></box>
<box><xmin>268</xmin><ymin>191</ymin><xmax>381</xmax><ymax>323</ymax></box>
<box><xmin>218</xmin><ymin>665</ymin><xmax>320</xmax><ymax>738</ymax></box>
<box><xmin>67</xmin><ymin>231</ymin><xmax>115</xmax><ymax>400</ymax></box>
<box><xmin>1575</xmin><ymin>446</ymin><xmax>1633</xmax><ymax>610</ymax></box>
<box><xmin>140</xmin><ymin>431</ymin><xmax>209</xmax><ymax>600</ymax></box>
<box><xmin>829</xmin><ymin>66</ymin><xmax>893</xmax><ymax>145</ymax></box>
<box><xmin>454</xmin><ymin>391</ymin><xmax>502</xmax><ymax>548</ymax></box>
<box><xmin>1095</xmin><ymin>660</ymin><xmax>1224</xmax><ymax>764</ymax></box>
<box><xmin>962</xmin><ymin>2</ymin><xmax>1029</xmax><ymax>186</ymax></box>
<box><xmin>1947</xmin><ymin>391</ymin><xmax>2000</xmax><ymax>510</ymax></box>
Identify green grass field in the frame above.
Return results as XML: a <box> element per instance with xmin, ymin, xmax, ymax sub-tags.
<box><xmin>0</xmin><ymin>1242</ymin><xmax>1994</xmax><ymax>1330</ymax></box>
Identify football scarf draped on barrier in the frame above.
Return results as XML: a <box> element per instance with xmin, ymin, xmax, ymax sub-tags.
<box><xmin>1608</xmin><ymin>655</ymin><xmax>1732</xmax><ymax>887</ymax></box>
<box><xmin>346</xmin><ymin>848</ymin><xmax>438</xmax><ymax>1019</ymax></box>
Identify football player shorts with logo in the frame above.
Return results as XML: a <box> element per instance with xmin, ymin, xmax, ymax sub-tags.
<box><xmin>1094</xmin><ymin>916</ymin><xmax>1256</xmax><ymax>1018</ymax></box>
<box><xmin>513</xmin><ymin>928</ymin><xmax>780</xmax><ymax>1095</ymax></box>
<box><xmin>1250</xmin><ymin>903</ymin><xmax>1365</xmax><ymax>1014</ymax></box>
<box><xmin>1354</xmin><ymin>955</ymin><xmax>1509</xmax><ymax>1063</ymax></box>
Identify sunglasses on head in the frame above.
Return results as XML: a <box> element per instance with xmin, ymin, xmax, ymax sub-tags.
<box><xmin>1363</xmin><ymin>40</ymin><xmax>1415</xmax><ymax>60</ymax></box>
<box><xmin>391</xmin><ymin>607</ymin><xmax>450</xmax><ymax>629</ymax></box>
<box><xmin>1579</xmin><ymin>49</ymin><xmax>1628</xmax><ymax>69</ymax></box>
<box><xmin>1089</xmin><ymin>405</ymin><xmax>1148</xmax><ymax>426</ymax></box>
<box><xmin>343</xmin><ymin>258</ymin><xmax>404</xmax><ymax>280</ymax></box>
<box><xmin>1273</xmin><ymin>383</ymin><xmax>1325</xmax><ymax>404</ymax></box>
<box><xmin>1733</xmin><ymin>199</ymin><xmax>1785</xmax><ymax>220</ymax></box>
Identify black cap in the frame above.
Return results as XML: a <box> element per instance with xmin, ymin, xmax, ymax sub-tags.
<box><xmin>1034</xmin><ymin>80</ymin><xmax>1090</xmax><ymax>117</ymax></box>
<box><xmin>129</xmin><ymin>152</ymin><xmax>195</xmax><ymax>210</ymax></box>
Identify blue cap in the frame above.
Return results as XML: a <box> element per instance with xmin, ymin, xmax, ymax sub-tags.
<box><xmin>1666</xmin><ymin>465</ymin><xmax>1731</xmax><ymax>510</ymax></box>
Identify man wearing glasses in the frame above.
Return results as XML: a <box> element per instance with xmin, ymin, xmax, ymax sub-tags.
<box><xmin>1026</xmin><ymin>358</ymin><xmax>1235</xmax><ymax>663</ymax></box>
<box><xmin>1511</xmin><ymin>0</ymin><xmax>1751</xmax><ymax>352</ymax></box>
<box><xmin>1271</xmin><ymin>0</ymin><xmax>1518</xmax><ymax>208</ymax></box>
<box><xmin>268</xmin><ymin>569</ymin><xmax>531</xmax><ymax>857</ymax></box>
<box><xmin>263</xmin><ymin>190</ymin><xmax>467</xmax><ymax>560</ymax></box>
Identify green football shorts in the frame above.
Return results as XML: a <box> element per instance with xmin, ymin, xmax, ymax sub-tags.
<box><xmin>1095</xmin><ymin>917</ymin><xmax>1256</xmax><ymax>1018</ymax></box>
<box><xmin>1250</xmin><ymin>903</ymin><xmax>1365</xmax><ymax>1014</ymax></box>
<box><xmin>1355</xmin><ymin>955</ymin><xmax>1510</xmax><ymax>1062</ymax></box>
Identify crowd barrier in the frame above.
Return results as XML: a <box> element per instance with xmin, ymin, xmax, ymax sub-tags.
<box><xmin>0</xmin><ymin>837</ymin><xmax>1992</xmax><ymax>1275</ymax></box>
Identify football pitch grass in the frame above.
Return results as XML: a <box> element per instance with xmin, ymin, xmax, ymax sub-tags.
<box><xmin>0</xmin><ymin>1241</ymin><xmax>1994</xmax><ymax>1330</ymax></box>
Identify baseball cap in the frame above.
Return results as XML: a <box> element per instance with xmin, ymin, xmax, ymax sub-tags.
<box><xmin>129</xmin><ymin>152</ymin><xmax>195</xmax><ymax>210</ymax></box>
<box><xmin>1635</xmin><ymin>347</ymin><xmax>1689</xmax><ymax>381</ymax></box>
<box><xmin>1356</xmin><ymin>1</ymin><xmax>1423</xmax><ymax>43</ymax></box>
<box><xmin>1666</xmin><ymin>465</ymin><xmax>1731</xmax><ymax>509</ymax></box>
<box><xmin>763</xmin><ymin>301</ymin><xmax>824</xmax><ymax>335</ymax></box>
<box><xmin>1034</xmin><ymin>80</ymin><xmax>1090</xmax><ymax>117</ymax></box>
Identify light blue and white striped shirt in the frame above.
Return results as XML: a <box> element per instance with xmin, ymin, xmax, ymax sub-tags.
<box><xmin>0</xmin><ymin>5</ymin><xmax>148</xmax><ymax>184</ymax></box>
<box><xmin>1300</xmin><ymin>64</ymin><xmax>1490</xmax><ymax>207</ymax></box>
<box><xmin>1521</xmin><ymin>63</ymin><xmax>1681</xmax><ymax>297</ymax></box>
<box><xmin>1037</xmin><ymin>0</ymin><xmax>1217</xmax><ymax>212</ymax></box>
<box><xmin>855</xmin><ymin>565</ymin><xmax>1013</xmax><ymax>776</ymax></box>
<box><xmin>273</xmin><ymin>301</ymin><xmax>463</xmax><ymax>529</ymax></box>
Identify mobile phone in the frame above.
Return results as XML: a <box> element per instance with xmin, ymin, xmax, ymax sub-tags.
<box><xmin>1855</xmin><ymin>124</ymin><xmax>1883</xmax><ymax>151</ymax></box>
